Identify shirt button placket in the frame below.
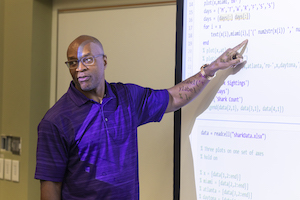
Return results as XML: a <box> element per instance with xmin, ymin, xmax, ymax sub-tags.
<box><xmin>104</xmin><ymin>117</ymin><xmax>109</xmax><ymax>133</ymax></box>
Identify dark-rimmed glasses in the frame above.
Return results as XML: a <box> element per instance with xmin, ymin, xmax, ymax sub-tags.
<box><xmin>65</xmin><ymin>54</ymin><xmax>104</xmax><ymax>69</ymax></box>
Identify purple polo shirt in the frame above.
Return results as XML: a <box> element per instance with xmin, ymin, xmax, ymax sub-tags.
<box><xmin>35</xmin><ymin>81</ymin><xmax>169</xmax><ymax>200</ymax></box>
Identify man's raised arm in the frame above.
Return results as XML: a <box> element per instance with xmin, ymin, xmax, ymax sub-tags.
<box><xmin>165</xmin><ymin>39</ymin><xmax>248</xmax><ymax>113</ymax></box>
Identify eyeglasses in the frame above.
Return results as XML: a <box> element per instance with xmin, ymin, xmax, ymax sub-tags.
<box><xmin>65</xmin><ymin>54</ymin><xmax>104</xmax><ymax>69</ymax></box>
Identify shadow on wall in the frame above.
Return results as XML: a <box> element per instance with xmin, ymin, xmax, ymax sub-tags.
<box><xmin>181</xmin><ymin>62</ymin><xmax>246</xmax><ymax>199</ymax></box>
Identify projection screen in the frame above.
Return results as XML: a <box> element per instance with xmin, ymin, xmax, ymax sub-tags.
<box><xmin>177</xmin><ymin>0</ymin><xmax>300</xmax><ymax>199</ymax></box>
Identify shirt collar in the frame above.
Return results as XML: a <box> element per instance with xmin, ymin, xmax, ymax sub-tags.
<box><xmin>67</xmin><ymin>81</ymin><xmax>115</xmax><ymax>107</ymax></box>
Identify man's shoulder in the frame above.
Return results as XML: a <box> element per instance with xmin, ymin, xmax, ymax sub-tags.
<box><xmin>108</xmin><ymin>82</ymin><xmax>140</xmax><ymax>89</ymax></box>
<box><xmin>42</xmin><ymin>93</ymin><xmax>73</xmax><ymax>121</ymax></box>
<box><xmin>106</xmin><ymin>82</ymin><xmax>144</xmax><ymax>96</ymax></box>
<box><xmin>43</xmin><ymin>83</ymin><xmax>90</xmax><ymax>122</ymax></box>
<box><xmin>107</xmin><ymin>81</ymin><xmax>168</xmax><ymax>98</ymax></box>
<box><xmin>108</xmin><ymin>82</ymin><xmax>145</xmax><ymax>93</ymax></box>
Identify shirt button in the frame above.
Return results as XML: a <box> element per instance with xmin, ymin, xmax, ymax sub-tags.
<box><xmin>105</xmin><ymin>118</ymin><xmax>108</xmax><ymax>121</ymax></box>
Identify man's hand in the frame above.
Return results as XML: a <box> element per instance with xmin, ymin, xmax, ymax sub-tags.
<box><xmin>204</xmin><ymin>39</ymin><xmax>248</xmax><ymax>77</ymax></box>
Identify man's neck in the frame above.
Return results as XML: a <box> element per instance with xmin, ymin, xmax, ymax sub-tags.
<box><xmin>76</xmin><ymin>83</ymin><xmax>106</xmax><ymax>104</ymax></box>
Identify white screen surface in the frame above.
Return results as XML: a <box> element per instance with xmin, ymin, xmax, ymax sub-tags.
<box><xmin>181</xmin><ymin>0</ymin><xmax>300</xmax><ymax>199</ymax></box>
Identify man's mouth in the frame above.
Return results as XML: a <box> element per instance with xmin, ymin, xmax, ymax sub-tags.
<box><xmin>78</xmin><ymin>76</ymin><xmax>90</xmax><ymax>82</ymax></box>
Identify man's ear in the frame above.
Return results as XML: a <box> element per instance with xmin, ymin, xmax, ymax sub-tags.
<box><xmin>103</xmin><ymin>55</ymin><xmax>107</xmax><ymax>69</ymax></box>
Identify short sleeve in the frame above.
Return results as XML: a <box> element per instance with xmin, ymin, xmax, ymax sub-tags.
<box><xmin>126</xmin><ymin>84</ymin><xmax>169</xmax><ymax>126</ymax></box>
<box><xmin>35</xmin><ymin>119</ymin><xmax>69</xmax><ymax>182</ymax></box>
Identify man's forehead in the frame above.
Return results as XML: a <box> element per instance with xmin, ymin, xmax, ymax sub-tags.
<box><xmin>77</xmin><ymin>40</ymin><xmax>93</xmax><ymax>54</ymax></box>
<box><xmin>67</xmin><ymin>40</ymin><xmax>101</xmax><ymax>58</ymax></box>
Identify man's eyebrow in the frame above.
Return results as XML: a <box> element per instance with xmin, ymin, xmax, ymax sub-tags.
<box><xmin>67</xmin><ymin>56</ymin><xmax>77</xmax><ymax>60</ymax></box>
<box><xmin>82</xmin><ymin>52</ymin><xmax>92</xmax><ymax>57</ymax></box>
<box><xmin>68</xmin><ymin>52</ymin><xmax>92</xmax><ymax>60</ymax></box>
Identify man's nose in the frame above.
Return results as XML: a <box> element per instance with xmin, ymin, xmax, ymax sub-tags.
<box><xmin>76</xmin><ymin>61</ymin><xmax>87</xmax><ymax>71</ymax></box>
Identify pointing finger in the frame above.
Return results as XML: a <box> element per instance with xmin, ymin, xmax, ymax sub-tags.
<box><xmin>232</xmin><ymin>39</ymin><xmax>248</xmax><ymax>54</ymax></box>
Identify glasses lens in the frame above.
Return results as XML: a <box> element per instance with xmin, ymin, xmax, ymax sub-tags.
<box><xmin>82</xmin><ymin>56</ymin><xmax>94</xmax><ymax>65</ymax></box>
<box><xmin>66</xmin><ymin>61</ymin><xmax>78</xmax><ymax>68</ymax></box>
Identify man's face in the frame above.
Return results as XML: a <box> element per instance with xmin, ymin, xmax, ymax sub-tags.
<box><xmin>67</xmin><ymin>40</ymin><xmax>107</xmax><ymax>93</ymax></box>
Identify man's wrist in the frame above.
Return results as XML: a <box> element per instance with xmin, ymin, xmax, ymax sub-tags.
<box><xmin>200</xmin><ymin>64</ymin><xmax>216</xmax><ymax>80</ymax></box>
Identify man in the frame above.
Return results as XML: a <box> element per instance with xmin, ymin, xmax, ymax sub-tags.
<box><xmin>35</xmin><ymin>35</ymin><xmax>247</xmax><ymax>200</ymax></box>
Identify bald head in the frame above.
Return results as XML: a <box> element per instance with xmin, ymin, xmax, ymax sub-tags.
<box><xmin>66</xmin><ymin>35</ymin><xmax>108</xmax><ymax>95</ymax></box>
<box><xmin>67</xmin><ymin>35</ymin><xmax>104</xmax><ymax>57</ymax></box>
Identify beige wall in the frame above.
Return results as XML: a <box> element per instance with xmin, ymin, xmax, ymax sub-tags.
<box><xmin>0</xmin><ymin>0</ymin><xmax>52</xmax><ymax>199</ymax></box>
<box><xmin>0</xmin><ymin>0</ymin><xmax>4</xmax><ymax>134</ymax></box>
<box><xmin>50</xmin><ymin>0</ymin><xmax>177</xmax><ymax>106</ymax></box>
<box><xmin>52</xmin><ymin>1</ymin><xmax>176</xmax><ymax>200</ymax></box>
<box><xmin>0</xmin><ymin>0</ymin><xmax>176</xmax><ymax>199</ymax></box>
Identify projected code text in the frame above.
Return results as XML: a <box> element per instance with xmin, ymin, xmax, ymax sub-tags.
<box><xmin>184</xmin><ymin>1</ymin><xmax>300</xmax><ymax>200</ymax></box>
